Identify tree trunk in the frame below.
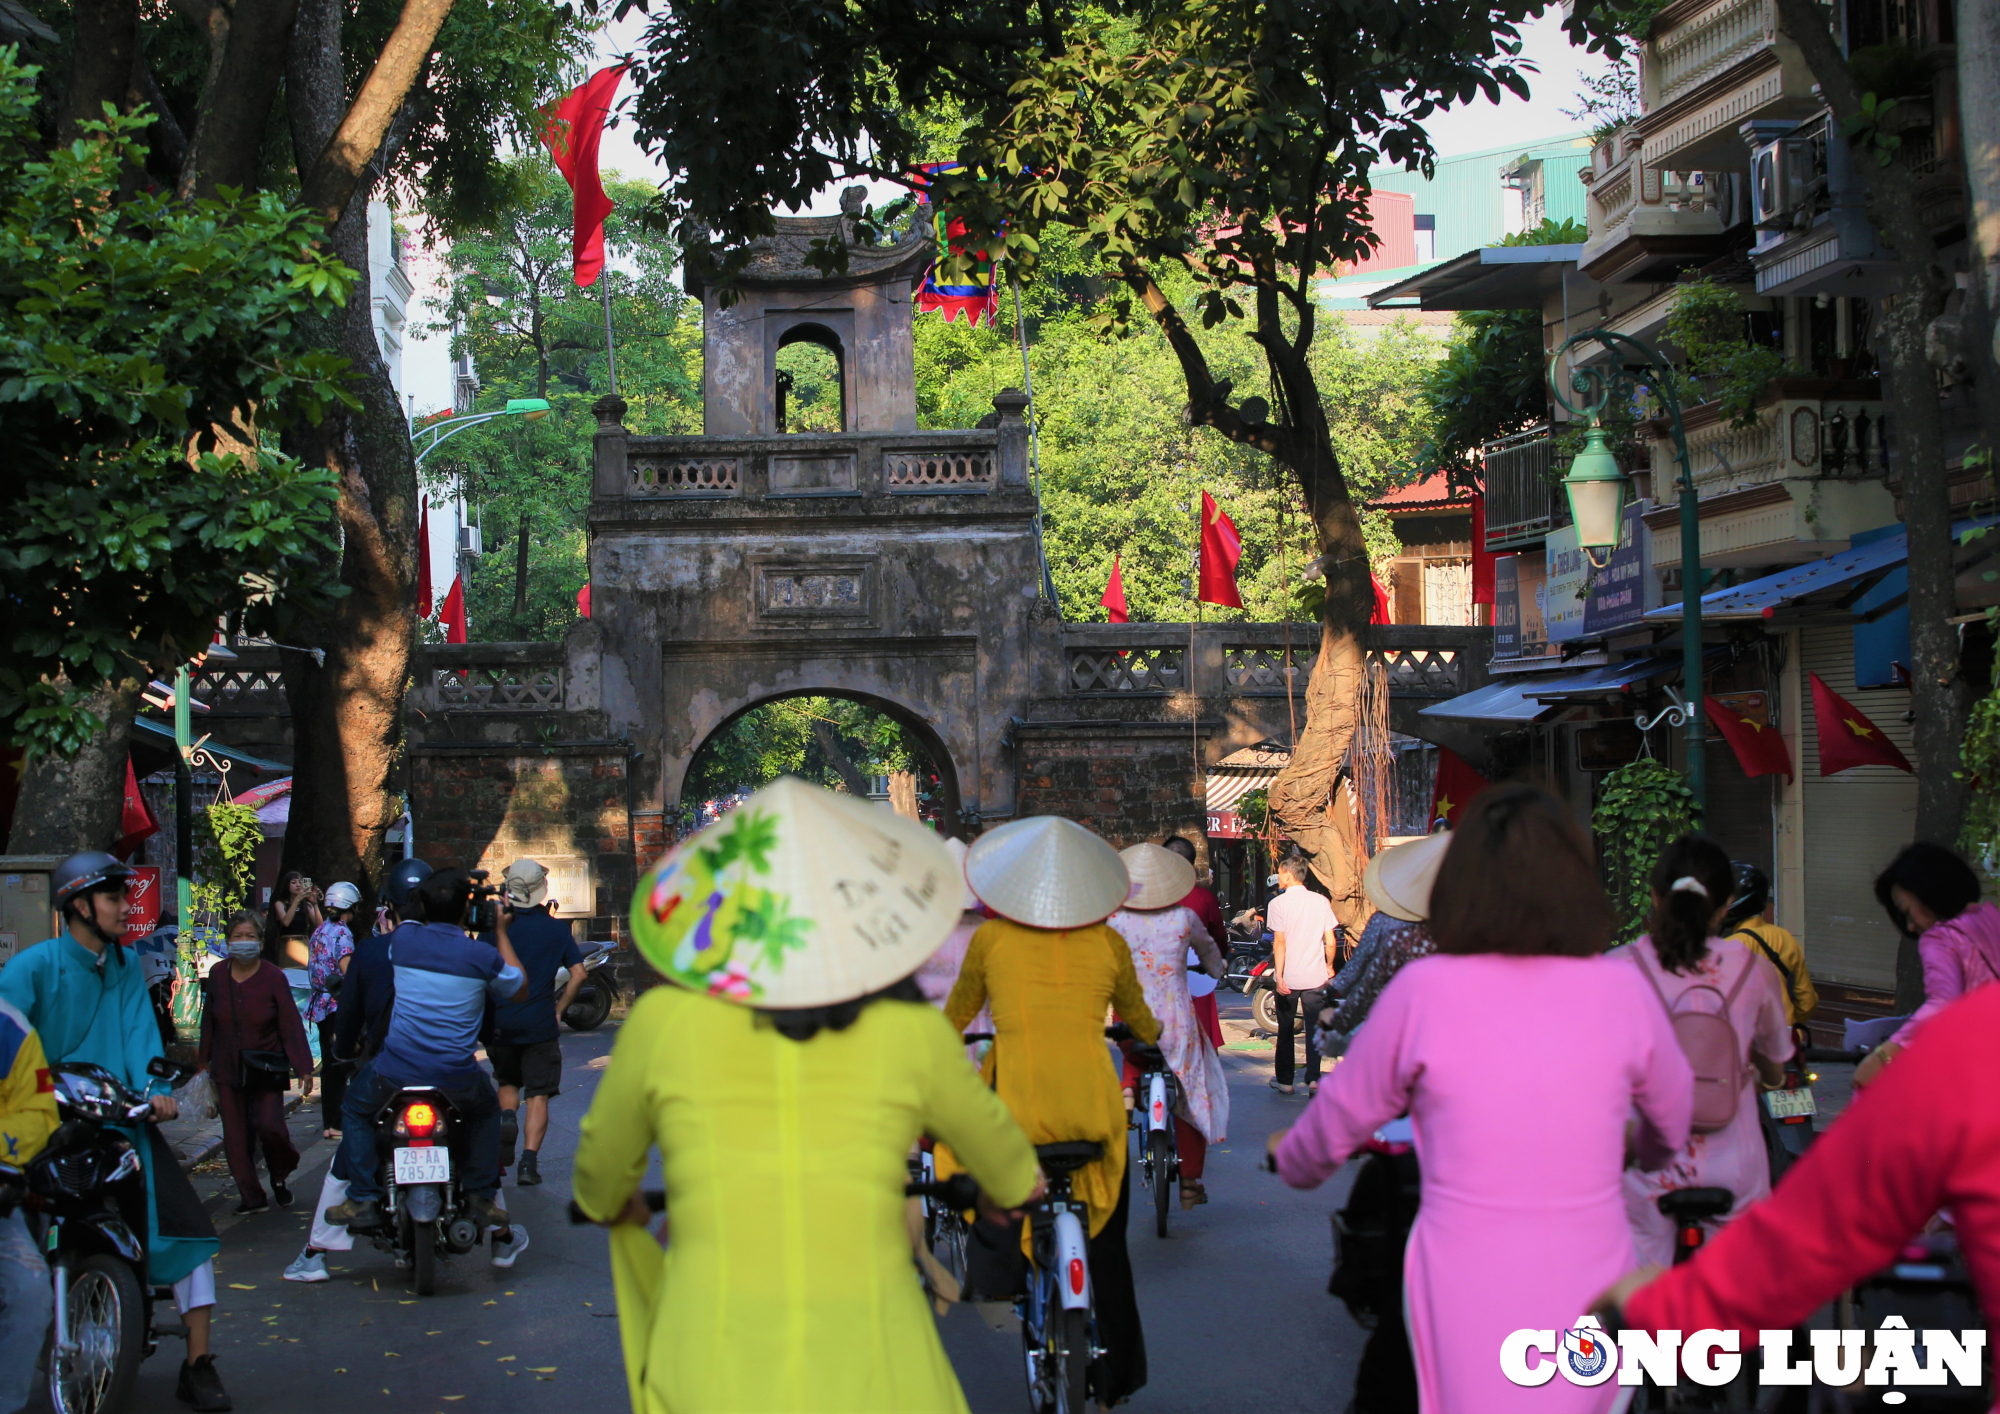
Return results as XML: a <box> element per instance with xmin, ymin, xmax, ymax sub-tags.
<box><xmin>297</xmin><ymin>0</ymin><xmax>457</xmax><ymax>224</ymax></box>
<box><xmin>56</xmin><ymin>0</ymin><xmax>139</xmax><ymax>147</ymax></box>
<box><xmin>6</xmin><ymin>680</ymin><xmax>141</xmax><ymax>856</ymax></box>
<box><xmin>1961</xmin><ymin>0</ymin><xmax>2000</xmax><ymax>375</ymax></box>
<box><xmin>276</xmin><ymin>1</ymin><xmax>419</xmax><ymax>919</ymax></box>
<box><xmin>886</xmin><ymin>770</ymin><xmax>920</xmax><ymax>820</ymax></box>
<box><xmin>810</xmin><ymin>720</ymin><xmax>875</xmax><ymax>798</ymax></box>
<box><xmin>177</xmin><ymin>0</ymin><xmax>299</xmax><ymax>200</ymax></box>
<box><xmin>512</xmin><ymin>512</ymin><xmax>531</xmax><ymax>623</ymax></box>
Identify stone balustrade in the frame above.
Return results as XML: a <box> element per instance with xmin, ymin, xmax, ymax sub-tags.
<box><xmin>1651</xmin><ymin>0</ymin><xmax>1773</xmax><ymax>111</ymax></box>
<box><xmin>1060</xmin><ymin>624</ymin><xmax>1481</xmax><ymax>701</ymax></box>
<box><xmin>1649</xmin><ymin>390</ymin><xmax>1887</xmax><ymax>495</ymax></box>
<box><xmin>1578</xmin><ymin>127</ymin><xmax>1727</xmax><ymax>283</ymax></box>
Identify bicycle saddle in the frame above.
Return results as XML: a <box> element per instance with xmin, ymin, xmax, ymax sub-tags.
<box><xmin>1655</xmin><ymin>1187</ymin><xmax>1735</xmax><ymax>1223</ymax></box>
<box><xmin>1035</xmin><ymin>1141</ymin><xmax>1105</xmax><ymax>1175</ymax></box>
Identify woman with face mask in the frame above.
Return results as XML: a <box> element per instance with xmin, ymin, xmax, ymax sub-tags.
<box><xmin>200</xmin><ymin>910</ymin><xmax>316</xmax><ymax>1214</ymax></box>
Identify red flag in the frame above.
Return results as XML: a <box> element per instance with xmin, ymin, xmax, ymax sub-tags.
<box><xmin>115</xmin><ymin>758</ymin><xmax>158</xmax><ymax>858</ymax></box>
<box><xmin>415</xmin><ymin>496</ymin><xmax>432</xmax><ymax>616</ymax></box>
<box><xmin>577</xmin><ymin>583</ymin><xmax>592</xmax><ymax>619</ymax></box>
<box><xmin>1197</xmin><ymin>492</ymin><xmax>1242</xmax><ymax>608</ymax></box>
<box><xmin>1430</xmin><ymin>747</ymin><xmax>1489</xmax><ymax>828</ymax></box>
<box><xmin>539</xmin><ymin>65</ymin><xmax>626</xmax><ymax>288</ymax></box>
<box><xmin>1100</xmin><ymin>553</ymin><xmax>1129</xmax><ymax>623</ymax></box>
<box><xmin>1810</xmin><ymin>673</ymin><xmax>1912</xmax><ymax>774</ymax></box>
<box><xmin>440</xmin><ymin>576</ymin><xmax>468</xmax><ymax>644</ymax></box>
<box><xmin>1704</xmin><ymin>696</ymin><xmax>1794</xmax><ymax>780</ymax></box>
<box><xmin>1470</xmin><ymin>491</ymin><xmax>1495</xmax><ymax>606</ymax></box>
<box><xmin>1370</xmin><ymin>572</ymin><xmax>1392</xmax><ymax>624</ymax></box>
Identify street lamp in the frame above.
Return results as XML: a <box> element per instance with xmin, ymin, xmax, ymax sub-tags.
<box><xmin>411</xmin><ymin>397</ymin><xmax>551</xmax><ymax>466</ymax></box>
<box><xmin>1549</xmin><ymin>328</ymin><xmax>1706</xmax><ymax>815</ymax></box>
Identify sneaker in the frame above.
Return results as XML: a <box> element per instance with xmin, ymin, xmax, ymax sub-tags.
<box><xmin>490</xmin><ymin>1224</ymin><xmax>529</xmax><ymax>1269</ymax></box>
<box><xmin>470</xmin><ymin>1195</ymin><xmax>510</xmax><ymax>1228</ymax></box>
<box><xmin>176</xmin><ymin>1354</ymin><xmax>234</xmax><ymax>1411</ymax></box>
<box><xmin>231</xmin><ymin>1200</ymin><xmax>269</xmax><ymax>1217</ymax></box>
<box><xmin>1267</xmin><ymin>1079</ymin><xmax>1294</xmax><ymax>1094</ymax></box>
<box><xmin>272</xmin><ymin>1179</ymin><xmax>294</xmax><ymax>1208</ymax></box>
<box><xmin>325</xmin><ymin>1198</ymin><xmax>383</xmax><ymax>1230</ymax></box>
<box><xmin>516</xmin><ymin>1151</ymin><xmax>542</xmax><ymax>1187</ymax></box>
<box><xmin>283</xmin><ymin>1249</ymin><xmax>329</xmax><ymax>1284</ymax></box>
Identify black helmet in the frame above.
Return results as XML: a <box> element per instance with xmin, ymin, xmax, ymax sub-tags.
<box><xmin>382</xmin><ymin>857</ymin><xmax>433</xmax><ymax>910</ymax></box>
<box><xmin>52</xmin><ymin>851</ymin><xmax>134</xmax><ymax>912</ymax></box>
<box><xmin>1723</xmin><ymin>861</ymin><xmax>1769</xmax><ymax>932</ymax></box>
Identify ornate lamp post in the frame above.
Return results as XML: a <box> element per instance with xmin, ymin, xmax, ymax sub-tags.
<box><xmin>411</xmin><ymin>397</ymin><xmax>551</xmax><ymax>466</ymax></box>
<box><xmin>1549</xmin><ymin>329</ymin><xmax>1706</xmax><ymax>815</ymax></box>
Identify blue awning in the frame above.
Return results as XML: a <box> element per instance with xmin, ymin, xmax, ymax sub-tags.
<box><xmin>1417</xmin><ymin>679</ymin><xmax>1558</xmax><ymax>724</ymax></box>
<box><xmin>1643</xmin><ymin>515</ymin><xmax>2000</xmax><ymax>623</ymax></box>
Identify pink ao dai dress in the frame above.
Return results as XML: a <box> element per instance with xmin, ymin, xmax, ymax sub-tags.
<box><xmin>1108</xmin><ymin>906</ymin><xmax>1229</xmax><ymax>1144</ymax></box>
<box><xmin>1275</xmin><ymin>952</ymin><xmax>1694</xmax><ymax>1413</ymax></box>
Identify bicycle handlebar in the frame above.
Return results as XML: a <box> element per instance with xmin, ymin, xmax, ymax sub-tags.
<box><xmin>1801</xmin><ymin>1046</ymin><xmax>1869</xmax><ymax>1063</ymax></box>
<box><xmin>905</xmin><ymin>1173</ymin><xmax>982</xmax><ymax>1211</ymax></box>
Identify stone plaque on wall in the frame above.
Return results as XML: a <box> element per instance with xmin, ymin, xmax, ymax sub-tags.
<box><xmin>753</xmin><ymin>558</ymin><xmax>877</xmax><ymax>624</ymax></box>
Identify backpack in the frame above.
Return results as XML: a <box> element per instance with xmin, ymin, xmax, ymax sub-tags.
<box><xmin>1730</xmin><ymin>925</ymin><xmax>1798</xmax><ymax>1017</ymax></box>
<box><xmin>1633</xmin><ymin>943</ymin><xmax>1756</xmax><ymax>1134</ymax></box>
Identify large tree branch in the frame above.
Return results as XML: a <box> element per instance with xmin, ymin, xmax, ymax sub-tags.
<box><xmin>298</xmin><ymin>0</ymin><xmax>456</xmax><ymax>224</ymax></box>
<box><xmin>810</xmin><ymin>720</ymin><xmax>876</xmax><ymax>799</ymax></box>
<box><xmin>179</xmin><ymin>0</ymin><xmax>299</xmax><ymax>200</ymax></box>
<box><xmin>1123</xmin><ymin>265</ymin><xmax>1285</xmax><ymax>456</ymax></box>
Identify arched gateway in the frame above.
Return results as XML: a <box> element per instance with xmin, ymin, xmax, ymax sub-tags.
<box><xmin>586</xmin><ymin>202</ymin><xmax>1053</xmax><ymax>830</ymax></box>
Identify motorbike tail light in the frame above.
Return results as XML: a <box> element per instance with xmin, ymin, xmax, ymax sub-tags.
<box><xmin>1068</xmin><ymin>1258</ymin><xmax>1086</xmax><ymax>1297</ymax></box>
<box><xmin>401</xmin><ymin>1102</ymin><xmax>440</xmax><ymax>1137</ymax></box>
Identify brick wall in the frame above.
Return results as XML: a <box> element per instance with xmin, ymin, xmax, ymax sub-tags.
<box><xmin>410</xmin><ymin>745</ymin><xmax>636</xmax><ymax>920</ymax></box>
<box><xmin>1013</xmin><ymin>724</ymin><xmax>1210</xmax><ymax>864</ymax></box>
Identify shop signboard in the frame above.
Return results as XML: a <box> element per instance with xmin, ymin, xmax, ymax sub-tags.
<box><xmin>1493</xmin><ymin>553</ymin><xmax>1560</xmax><ymax>666</ymax></box>
<box><xmin>1582</xmin><ymin>502</ymin><xmax>1655</xmax><ymax>637</ymax></box>
<box><xmin>1545</xmin><ymin>524</ymin><xmax>1590</xmax><ymax>643</ymax></box>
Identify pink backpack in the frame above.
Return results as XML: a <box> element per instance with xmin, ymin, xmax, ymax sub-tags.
<box><xmin>1633</xmin><ymin>944</ymin><xmax>1754</xmax><ymax>1134</ymax></box>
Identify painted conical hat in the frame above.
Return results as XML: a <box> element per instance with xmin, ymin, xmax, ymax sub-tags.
<box><xmin>629</xmin><ymin>777</ymin><xmax>959</xmax><ymax>1008</ymax></box>
<box><xmin>1119</xmin><ymin>843</ymin><xmax>1197</xmax><ymax>911</ymax></box>
<box><xmin>942</xmin><ymin>837</ymin><xmax>981</xmax><ymax>912</ymax></box>
<box><xmin>964</xmin><ymin>816</ymin><xmax>1130</xmax><ymax>930</ymax></box>
<box><xmin>1362</xmin><ymin>830</ymin><xmax>1452</xmax><ymax>924</ymax></box>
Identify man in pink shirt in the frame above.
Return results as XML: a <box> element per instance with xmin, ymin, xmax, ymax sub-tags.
<box><xmin>1266</xmin><ymin>854</ymin><xmax>1338</xmax><ymax>1095</ymax></box>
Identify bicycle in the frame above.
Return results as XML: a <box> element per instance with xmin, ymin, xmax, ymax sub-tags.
<box><xmin>1126</xmin><ymin>1041</ymin><xmax>1178</xmax><ymax>1237</ymax></box>
<box><xmin>1630</xmin><ymin>1188</ymin><xmax>1746</xmax><ymax>1413</ymax></box>
<box><xmin>1019</xmin><ymin>1140</ymin><xmax>1105</xmax><ymax>1414</ymax></box>
<box><xmin>908</xmin><ymin>1142</ymin><xmax>972</xmax><ymax>1286</ymax></box>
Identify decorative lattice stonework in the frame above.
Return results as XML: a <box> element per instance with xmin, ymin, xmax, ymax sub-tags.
<box><xmin>433</xmin><ymin>665</ymin><xmax>563</xmax><ymax>711</ymax></box>
<box><xmin>886</xmin><ymin>448</ymin><xmax>995</xmax><ymax>490</ymax></box>
<box><xmin>1064</xmin><ymin>646</ymin><xmax>1186</xmax><ymax>693</ymax></box>
<box><xmin>190</xmin><ymin>669</ymin><xmax>288</xmax><ymax>713</ymax></box>
<box><xmin>631</xmin><ymin>457</ymin><xmax>740</xmax><ymax>496</ymax></box>
<box><xmin>1223</xmin><ymin>645</ymin><xmax>1318</xmax><ymax>692</ymax></box>
<box><xmin>1369</xmin><ymin>646</ymin><xmax>1462</xmax><ymax>697</ymax></box>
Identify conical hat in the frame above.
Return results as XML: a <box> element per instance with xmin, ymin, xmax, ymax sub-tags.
<box><xmin>1119</xmin><ymin>843</ymin><xmax>1196</xmax><ymax>911</ymax></box>
<box><xmin>941</xmin><ymin>837</ymin><xmax>982</xmax><ymax>911</ymax></box>
<box><xmin>1362</xmin><ymin>830</ymin><xmax>1452</xmax><ymax>924</ymax></box>
<box><xmin>965</xmin><ymin>816</ymin><xmax>1130</xmax><ymax>930</ymax></box>
<box><xmin>629</xmin><ymin>777</ymin><xmax>959</xmax><ymax>1008</ymax></box>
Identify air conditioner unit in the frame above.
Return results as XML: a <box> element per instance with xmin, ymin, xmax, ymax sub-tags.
<box><xmin>1750</xmin><ymin>139</ymin><xmax>1803</xmax><ymax>254</ymax></box>
<box><xmin>457</xmin><ymin>525</ymin><xmax>483</xmax><ymax>556</ymax></box>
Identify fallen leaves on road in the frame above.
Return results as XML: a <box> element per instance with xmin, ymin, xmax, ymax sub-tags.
<box><xmin>529</xmin><ymin>1367</ymin><xmax>556</xmax><ymax>1373</ymax></box>
<box><xmin>229</xmin><ymin>1283</ymin><xmax>256</xmax><ymax>1290</ymax></box>
<box><xmin>496</xmin><ymin>1356</ymin><xmax>515</xmax><ymax>1363</ymax></box>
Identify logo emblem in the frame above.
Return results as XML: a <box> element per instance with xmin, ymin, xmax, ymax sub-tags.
<box><xmin>1561</xmin><ymin>1318</ymin><xmax>1613</xmax><ymax>1383</ymax></box>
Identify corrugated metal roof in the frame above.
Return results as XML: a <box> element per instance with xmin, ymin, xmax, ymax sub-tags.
<box><xmin>1369</xmin><ymin>132</ymin><xmax>1591</xmax><ymax>263</ymax></box>
<box><xmin>1207</xmin><ymin>771</ymin><xmax>1278</xmax><ymax>813</ymax></box>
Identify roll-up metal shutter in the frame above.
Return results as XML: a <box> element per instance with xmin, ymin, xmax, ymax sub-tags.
<box><xmin>1798</xmin><ymin>624</ymin><xmax>1917</xmax><ymax>988</ymax></box>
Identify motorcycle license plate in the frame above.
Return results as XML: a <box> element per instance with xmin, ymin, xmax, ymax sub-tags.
<box><xmin>1763</xmin><ymin>1088</ymin><xmax>1816</xmax><ymax>1120</ymax></box>
<box><xmin>393</xmin><ymin>1147</ymin><xmax>451</xmax><ymax>1184</ymax></box>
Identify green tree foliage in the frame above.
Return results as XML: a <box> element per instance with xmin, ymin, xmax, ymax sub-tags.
<box><xmin>682</xmin><ymin>698</ymin><xmax>941</xmax><ymax>827</ymax></box>
<box><xmin>424</xmin><ymin>159</ymin><xmax>701</xmax><ymax>641</ymax></box>
<box><xmin>1417</xmin><ymin>219</ymin><xmax>1587</xmax><ymax>485</ymax></box>
<box><xmin>1592</xmin><ymin>758</ymin><xmax>1699</xmax><ymax>938</ymax></box>
<box><xmin>190</xmin><ymin>800</ymin><xmax>263</xmax><ymax>924</ymax></box>
<box><xmin>1663</xmin><ymin>276</ymin><xmax>1791</xmax><ymax>429</ymax></box>
<box><xmin>0</xmin><ymin>56</ymin><xmax>357</xmax><ymax>756</ymax></box>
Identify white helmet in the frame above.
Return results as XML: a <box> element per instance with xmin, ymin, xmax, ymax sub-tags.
<box><xmin>323</xmin><ymin>881</ymin><xmax>361</xmax><ymax>911</ymax></box>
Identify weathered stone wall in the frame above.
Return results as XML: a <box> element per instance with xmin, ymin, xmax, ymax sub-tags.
<box><xmin>1012</xmin><ymin>722</ymin><xmax>1212</xmax><ymax>863</ymax></box>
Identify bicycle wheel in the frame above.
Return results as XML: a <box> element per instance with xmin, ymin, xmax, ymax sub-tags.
<box><xmin>1149</xmin><ymin>1130</ymin><xmax>1172</xmax><ymax>1238</ymax></box>
<box><xmin>412</xmin><ymin>1223</ymin><xmax>437</xmax><ymax>1296</ymax></box>
<box><xmin>937</xmin><ymin>1209</ymin><xmax>970</xmax><ymax>1286</ymax></box>
<box><xmin>1055</xmin><ymin>1308</ymin><xmax>1090</xmax><ymax>1414</ymax></box>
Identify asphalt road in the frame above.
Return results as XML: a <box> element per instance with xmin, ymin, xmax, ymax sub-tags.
<box><xmin>42</xmin><ymin>993</ymin><xmax>1364</xmax><ymax>1414</ymax></box>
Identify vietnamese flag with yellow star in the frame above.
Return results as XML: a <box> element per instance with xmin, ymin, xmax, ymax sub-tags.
<box><xmin>1810</xmin><ymin>673</ymin><xmax>1913</xmax><ymax>775</ymax></box>
<box><xmin>1429</xmin><ymin>747</ymin><xmax>1489</xmax><ymax>829</ymax></box>
<box><xmin>1705</xmin><ymin>696</ymin><xmax>1793</xmax><ymax>780</ymax></box>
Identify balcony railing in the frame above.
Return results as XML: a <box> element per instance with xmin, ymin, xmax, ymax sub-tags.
<box><xmin>1060</xmin><ymin>625</ymin><xmax>1483</xmax><ymax>700</ymax></box>
<box><xmin>1648</xmin><ymin>391</ymin><xmax>1888</xmax><ymax>495</ymax></box>
<box><xmin>1481</xmin><ymin>427</ymin><xmax>1561</xmax><ymax>550</ymax></box>
<box><xmin>1580</xmin><ymin>132</ymin><xmax>1728</xmax><ymax>282</ymax></box>
<box><xmin>1651</xmin><ymin>0</ymin><xmax>1774</xmax><ymax>110</ymax></box>
<box><xmin>163</xmin><ymin>644</ymin><xmax>574</xmax><ymax>720</ymax></box>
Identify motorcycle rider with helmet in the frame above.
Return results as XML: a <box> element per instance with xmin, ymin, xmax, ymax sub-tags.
<box><xmin>325</xmin><ymin>867</ymin><xmax>526</xmax><ymax>1249</ymax></box>
<box><xmin>0</xmin><ymin>997</ymin><xmax>58</xmax><ymax>1414</ymax></box>
<box><xmin>0</xmin><ymin>852</ymin><xmax>234</xmax><ymax>1411</ymax></box>
<box><xmin>288</xmin><ymin>857</ymin><xmax>430</xmax><ymax>1283</ymax></box>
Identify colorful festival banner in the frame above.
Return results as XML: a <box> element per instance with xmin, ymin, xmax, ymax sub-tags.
<box><xmin>913</xmin><ymin>162</ymin><xmax>1000</xmax><ymax>326</ymax></box>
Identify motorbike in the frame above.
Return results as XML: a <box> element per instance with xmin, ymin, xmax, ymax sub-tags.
<box><xmin>560</xmin><ymin>941</ymin><xmax>617</xmax><ymax>1032</ymax></box>
<box><xmin>363</xmin><ymin>1085</ymin><xmax>491</xmax><ymax>1295</ymax></box>
<box><xmin>24</xmin><ymin>1057</ymin><xmax>192</xmax><ymax>1414</ymax></box>
<box><xmin>1222</xmin><ymin>929</ymin><xmax>1271</xmax><ymax>995</ymax></box>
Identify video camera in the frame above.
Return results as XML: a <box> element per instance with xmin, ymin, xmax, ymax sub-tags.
<box><xmin>465</xmin><ymin>869</ymin><xmax>503</xmax><ymax>934</ymax></box>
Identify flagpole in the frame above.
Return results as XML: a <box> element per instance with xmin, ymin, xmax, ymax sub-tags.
<box><xmin>1010</xmin><ymin>268</ymin><xmax>1058</xmax><ymax>609</ymax></box>
<box><xmin>1191</xmin><ymin>488</ymin><xmax>1201</xmax><ymax>789</ymax></box>
<box><xmin>601</xmin><ymin>273</ymin><xmax>619</xmax><ymax>397</ymax></box>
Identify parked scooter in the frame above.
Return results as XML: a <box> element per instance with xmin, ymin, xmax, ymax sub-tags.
<box><xmin>363</xmin><ymin>1085</ymin><xmax>490</xmax><ymax>1295</ymax></box>
<box><xmin>25</xmin><ymin>1057</ymin><xmax>193</xmax><ymax>1414</ymax></box>
<box><xmin>560</xmin><ymin>942</ymin><xmax>617</xmax><ymax>1032</ymax></box>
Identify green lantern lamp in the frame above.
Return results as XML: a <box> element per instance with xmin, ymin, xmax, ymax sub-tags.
<box><xmin>1561</xmin><ymin>422</ymin><xmax>1630</xmax><ymax>560</ymax></box>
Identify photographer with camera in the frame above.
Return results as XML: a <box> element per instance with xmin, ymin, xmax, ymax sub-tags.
<box><xmin>325</xmin><ymin>868</ymin><xmax>526</xmax><ymax>1241</ymax></box>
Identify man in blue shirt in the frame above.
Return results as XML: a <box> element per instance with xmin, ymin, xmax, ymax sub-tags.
<box><xmin>328</xmin><ymin>868</ymin><xmax>524</xmax><ymax>1235</ymax></box>
<box><xmin>481</xmin><ymin>859</ymin><xmax>584</xmax><ymax>1187</ymax></box>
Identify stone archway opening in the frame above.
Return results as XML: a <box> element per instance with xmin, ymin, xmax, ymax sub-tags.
<box><xmin>679</xmin><ymin>690</ymin><xmax>962</xmax><ymax>837</ymax></box>
<box><xmin>774</xmin><ymin>323</ymin><xmax>847</xmax><ymax>433</ymax></box>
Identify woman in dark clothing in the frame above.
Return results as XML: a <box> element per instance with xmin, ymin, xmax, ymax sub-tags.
<box><xmin>265</xmin><ymin>871</ymin><xmax>322</xmax><ymax>964</ymax></box>
<box><xmin>201</xmin><ymin>910</ymin><xmax>315</xmax><ymax>1214</ymax></box>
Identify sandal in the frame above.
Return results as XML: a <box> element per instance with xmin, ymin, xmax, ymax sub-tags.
<box><xmin>322</xmin><ymin>1128</ymin><xmax>341</xmax><ymax>1140</ymax></box>
<box><xmin>1179</xmin><ymin>1182</ymin><xmax>1207</xmax><ymax>1210</ymax></box>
